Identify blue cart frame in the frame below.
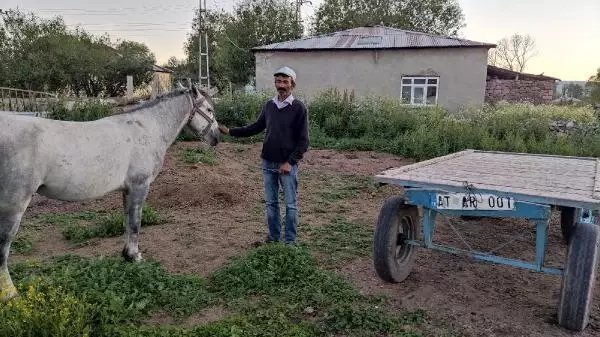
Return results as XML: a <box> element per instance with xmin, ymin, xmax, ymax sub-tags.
<box><xmin>372</xmin><ymin>150</ymin><xmax>600</xmax><ymax>332</ymax></box>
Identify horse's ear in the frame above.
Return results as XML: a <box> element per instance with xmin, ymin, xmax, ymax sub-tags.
<box><xmin>192</xmin><ymin>84</ymin><xmax>201</xmax><ymax>98</ymax></box>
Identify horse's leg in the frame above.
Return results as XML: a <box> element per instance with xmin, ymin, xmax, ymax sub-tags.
<box><xmin>121</xmin><ymin>184</ymin><xmax>149</xmax><ymax>262</ymax></box>
<box><xmin>0</xmin><ymin>202</ymin><xmax>30</xmax><ymax>300</ymax></box>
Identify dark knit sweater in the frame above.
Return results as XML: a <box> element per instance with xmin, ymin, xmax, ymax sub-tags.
<box><xmin>229</xmin><ymin>98</ymin><xmax>309</xmax><ymax>165</ymax></box>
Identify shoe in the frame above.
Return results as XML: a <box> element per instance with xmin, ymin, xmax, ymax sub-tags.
<box><xmin>252</xmin><ymin>236</ymin><xmax>278</xmax><ymax>248</ymax></box>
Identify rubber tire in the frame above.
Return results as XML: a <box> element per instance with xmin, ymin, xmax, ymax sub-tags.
<box><xmin>557</xmin><ymin>221</ymin><xmax>599</xmax><ymax>331</ymax></box>
<box><xmin>373</xmin><ymin>196</ymin><xmax>420</xmax><ymax>283</ymax></box>
<box><xmin>560</xmin><ymin>207</ymin><xmax>580</xmax><ymax>244</ymax></box>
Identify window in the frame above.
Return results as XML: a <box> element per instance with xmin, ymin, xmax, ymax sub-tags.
<box><xmin>401</xmin><ymin>76</ymin><xmax>439</xmax><ymax>106</ymax></box>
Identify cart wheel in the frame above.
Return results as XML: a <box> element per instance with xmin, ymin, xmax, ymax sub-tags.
<box><xmin>557</xmin><ymin>221</ymin><xmax>599</xmax><ymax>331</ymax></box>
<box><xmin>373</xmin><ymin>196</ymin><xmax>419</xmax><ymax>283</ymax></box>
<box><xmin>560</xmin><ymin>207</ymin><xmax>579</xmax><ymax>243</ymax></box>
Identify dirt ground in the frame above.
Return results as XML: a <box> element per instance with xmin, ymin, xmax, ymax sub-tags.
<box><xmin>13</xmin><ymin>141</ymin><xmax>600</xmax><ymax>337</ymax></box>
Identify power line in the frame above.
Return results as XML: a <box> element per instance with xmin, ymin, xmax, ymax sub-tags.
<box><xmin>64</xmin><ymin>22</ymin><xmax>193</xmax><ymax>26</ymax></box>
<box><xmin>73</xmin><ymin>28</ymin><xmax>190</xmax><ymax>32</ymax></box>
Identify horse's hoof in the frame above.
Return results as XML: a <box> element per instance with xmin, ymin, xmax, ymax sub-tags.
<box><xmin>0</xmin><ymin>285</ymin><xmax>18</xmax><ymax>302</ymax></box>
<box><xmin>133</xmin><ymin>253</ymin><xmax>143</xmax><ymax>262</ymax></box>
<box><xmin>122</xmin><ymin>247</ymin><xmax>143</xmax><ymax>262</ymax></box>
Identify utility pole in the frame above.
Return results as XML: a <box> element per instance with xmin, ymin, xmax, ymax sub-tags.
<box><xmin>294</xmin><ymin>0</ymin><xmax>312</xmax><ymax>30</ymax></box>
<box><xmin>198</xmin><ymin>0</ymin><xmax>210</xmax><ymax>90</ymax></box>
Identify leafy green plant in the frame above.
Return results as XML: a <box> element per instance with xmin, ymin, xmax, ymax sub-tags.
<box><xmin>180</xmin><ymin>148</ymin><xmax>217</xmax><ymax>165</ymax></box>
<box><xmin>315</xmin><ymin>173</ymin><xmax>374</xmax><ymax>204</ymax></box>
<box><xmin>10</xmin><ymin>244</ymin><xmax>426</xmax><ymax>337</ymax></box>
<box><xmin>11</xmin><ymin>231</ymin><xmax>35</xmax><ymax>254</ymax></box>
<box><xmin>0</xmin><ymin>278</ymin><xmax>92</xmax><ymax>337</ymax></box>
<box><xmin>47</xmin><ymin>100</ymin><xmax>115</xmax><ymax>121</ymax></box>
<box><xmin>305</xmin><ymin>217</ymin><xmax>373</xmax><ymax>264</ymax></box>
<box><xmin>40</xmin><ymin>204</ymin><xmax>163</xmax><ymax>245</ymax></box>
<box><xmin>226</xmin><ymin>91</ymin><xmax>600</xmax><ymax>160</ymax></box>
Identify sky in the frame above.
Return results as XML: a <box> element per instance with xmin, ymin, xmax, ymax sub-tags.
<box><xmin>3</xmin><ymin>0</ymin><xmax>599</xmax><ymax>81</ymax></box>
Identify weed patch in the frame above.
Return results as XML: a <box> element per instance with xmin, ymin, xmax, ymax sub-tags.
<box><xmin>180</xmin><ymin>148</ymin><xmax>217</xmax><ymax>165</ymax></box>
<box><xmin>40</xmin><ymin>204</ymin><xmax>163</xmax><ymax>245</ymax></box>
<box><xmin>48</xmin><ymin>100</ymin><xmax>114</xmax><ymax>121</ymax></box>
<box><xmin>315</xmin><ymin>173</ymin><xmax>374</xmax><ymax>204</ymax></box>
<box><xmin>305</xmin><ymin>217</ymin><xmax>373</xmax><ymax>264</ymax></box>
<box><xmin>11</xmin><ymin>231</ymin><xmax>35</xmax><ymax>254</ymax></box>
<box><xmin>9</xmin><ymin>244</ymin><xmax>424</xmax><ymax>336</ymax></box>
<box><xmin>0</xmin><ymin>278</ymin><xmax>92</xmax><ymax>337</ymax></box>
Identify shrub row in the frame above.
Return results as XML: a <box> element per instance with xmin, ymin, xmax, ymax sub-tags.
<box><xmin>45</xmin><ymin>89</ymin><xmax>600</xmax><ymax>161</ymax></box>
<box><xmin>215</xmin><ymin>89</ymin><xmax>600</xmax><ymax>160</ymax></box>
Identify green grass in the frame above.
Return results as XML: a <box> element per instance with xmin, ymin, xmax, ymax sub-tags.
<box><xmin>180</xmin><ymin>148</ymin><xmax>217</xmax><ymax>165</ymax></box>
<box><xmin>315</xmin><ymin>173</ymin><xmax>375</xmax><ymax>204</ymax></box>
<box><xmin>7</xmin><ymin>244</ymin><xmax>425</xmax><ymax>337</ymax></box>
<box><xmin>11</xmin><ymin>231</ymin><xmax>36</xmax><ymax>254</ymax></box>
<box><xmin>40</xmin><ymin>204</ymin><xmax>163</xmax><ymax>245</ymax></box>
<box><xmin>305</xmin><ymin>217</ymin><xmax>373</xmax><ymax>265</ymax></box>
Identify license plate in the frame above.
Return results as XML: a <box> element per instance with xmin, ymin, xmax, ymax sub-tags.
<box><xmin>433</xmin><ymin>193</ymin><xmax>515</xmax><ymax>210</ymax></box>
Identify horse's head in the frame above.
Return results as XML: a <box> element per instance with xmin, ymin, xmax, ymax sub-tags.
<box><xmin>186</xmin><ymin>84</ymin><xmax>220</xmax><ymax>146</ymax></box>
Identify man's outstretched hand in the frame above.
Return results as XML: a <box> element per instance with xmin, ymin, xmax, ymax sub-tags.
<box><xmin>279</xmin><ymin>162</ymin><xmax>292</xmax><ymax>174</ymax></box>
<box><xmin>218</xmin><ymin>126</ymin><xmax>229</xmax><ymax>135</ymax></box>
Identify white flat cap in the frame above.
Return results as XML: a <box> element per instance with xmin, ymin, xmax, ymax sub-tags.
<box><xmin>274</xmin><ymin>66</ymin><xmax>296</xmax><ymax>81</ymax></box>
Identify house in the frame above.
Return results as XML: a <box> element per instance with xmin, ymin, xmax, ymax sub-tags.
<box><xmin>151</xmin><ymin>64</ymin><xmax>174</xmax><ymax>98</ymax></box>
<box><xmin>251</xmin><ymin>26</ymin><xmax>496</xmax><ymax>112</ymax></box>
<box><xmin>486</xmin><ymin>65</ymin><xmax>559</xmax><ymax>104</ymax></box>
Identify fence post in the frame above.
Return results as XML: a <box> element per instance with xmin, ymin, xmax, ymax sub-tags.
<box><xmin>126</xmin><ymin>75</ymin><xmax>134</xmax><ymax>101</ymax></box>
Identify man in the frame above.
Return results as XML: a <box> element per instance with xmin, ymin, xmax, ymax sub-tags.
<box><xmin>218</xmin><ymin>66</ymin><xmax>309</xmax><ymax>245</ymax></box>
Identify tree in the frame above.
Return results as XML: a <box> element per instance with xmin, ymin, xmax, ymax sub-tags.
<box><xmin>0</xmin><ymin>8</ymin><xmax>68</xmax><ymax>90</ymax></box>
<box><xmin>488</xmin><ymin>33</ymin><xmax>536</xmax><ymax>72</ymax></box>
<box><xmin>184</xmin><ymin>0</ymin><xmax>303</xmax><ymax>91</ymax></box>
<box><xmin>104</xmin><ymin>40</ymin><xmax>155</xmax><ymax>97</ymax></box>
<box><xmin>310</xmin><ymin>0</ymin><xmax>465</xmax><ymax>36</ymax></box>
<box><xmin>184</xmin><ymin>8</ymin><xmax>231</xmax><ymax>90</ymax></box>
<box><xmin>217</xmin><ymin>0</ymin><xmax>303</xmax><ymax>87</ymax></box>
<box><xmin>0</xmin><ymin>8</ymin><xmax>155</xmax><ymax>96</ymax></box>
<box><xmin>563</xmin><ymin>83</ymin><xmax>585</xmax><ymax>99</ymax></box>
<box><xmin>587</xmin><ymin>68</ymin><xmax>600</xmax><ymax>105</ymax></box>
<box><xmin>164</xmin><ymin>56</ymin><xmax>194</xmax><ymax>83</ymax></box>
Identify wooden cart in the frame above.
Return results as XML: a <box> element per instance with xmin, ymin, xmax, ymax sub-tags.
<box><xmin>372</xmin><ymin>149</ymin><xmax>600</xmax><ymax>331</ymax></box>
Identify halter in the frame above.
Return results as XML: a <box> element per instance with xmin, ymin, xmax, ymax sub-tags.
<box><xmin>187</xmin><ymin>94</ymin><xmax>216</xmax><ymax>137</ymax></box>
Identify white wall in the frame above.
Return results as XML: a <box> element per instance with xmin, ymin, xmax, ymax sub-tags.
<box><xmin>254</xmin><ymin>47</ymin><xmax>490</xmax><ymax>112</ymax></box>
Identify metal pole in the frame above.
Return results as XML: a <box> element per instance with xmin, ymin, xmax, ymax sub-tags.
<box><xmin>294</xmin><ymin>0</ymin><xmax>311</xmax><ymax>35</ymax></box>
<box><xmin>198</xmin><ymin>0</ymin><xmax>204</xmax><ymax>85</ymax></box>
<box><xmin>198</xmin><ymin>0</ymin><xmax>210</xmax><ymax>89</ymax></box>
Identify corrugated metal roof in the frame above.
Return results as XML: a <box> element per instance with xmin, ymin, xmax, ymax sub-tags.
<box><xmin>252</xmin><ymin>26</ymin><xmax>496</xmax><ymax>51</ymax></box>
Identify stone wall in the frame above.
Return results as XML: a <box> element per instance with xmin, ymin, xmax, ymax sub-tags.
<box><xmin>485</xmin><ymin>79</ymin><xmax>555</xmax><ymax>104</ymax></box>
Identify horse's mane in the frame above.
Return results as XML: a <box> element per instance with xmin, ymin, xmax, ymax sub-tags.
<box><xmin>126</xmin><ymin>88</ymin><xmax>190</xmax><ymax>114</ymax></box>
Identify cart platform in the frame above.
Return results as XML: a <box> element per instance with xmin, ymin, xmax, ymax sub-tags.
<box><xmin>375</xmin><ymin>149</ymin><xmax>600</xmax><ymax>210</ymax></box>
<box><xmin>371</xmin><ymin>149</ymin><xmax>600</xmax><ymax>332</ymax></box>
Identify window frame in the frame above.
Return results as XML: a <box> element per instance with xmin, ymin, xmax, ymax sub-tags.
<box><xmin>400</xmin><ymin>76</ymin><xmax>440</xmax><ymax>106</ymax></box>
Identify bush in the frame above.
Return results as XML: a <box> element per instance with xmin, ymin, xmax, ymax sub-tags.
<box><xmin>48</xmin><ymin>100</ymin><xmax>115</xmax><ymax>121</ymax></box>
<box><xmin>182</xmin><ymin>89</ymin><xmax>600</xmax><ymax>160</ymax></box>
<box><xmin>214</xmin><ymin>91</ymin><xmax>271</xmax><ymax>127</ymax></box>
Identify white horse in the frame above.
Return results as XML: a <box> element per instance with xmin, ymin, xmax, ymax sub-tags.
<box><xmin>0</xmin><ymin>85</ymin><xmax>220</xmax><ymax>300</ymax></box>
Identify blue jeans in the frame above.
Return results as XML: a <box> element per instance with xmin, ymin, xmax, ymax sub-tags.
<box><xmin>263</xmin><ymin>159</ymin><xmax>299</xmax><ymax>243</ymax></box>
